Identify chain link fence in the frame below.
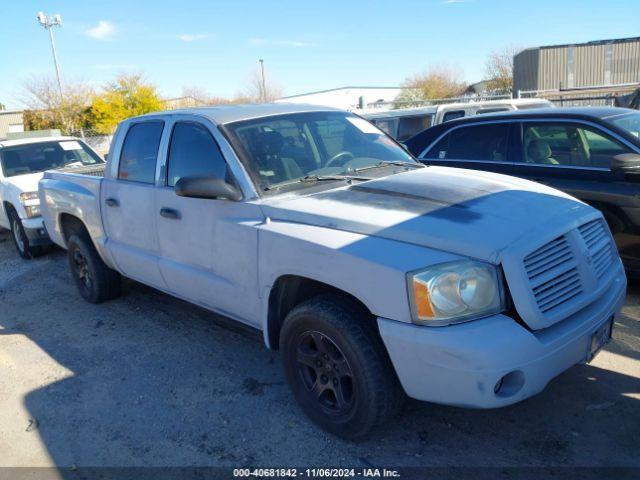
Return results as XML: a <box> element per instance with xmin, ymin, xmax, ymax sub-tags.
<box><xmin>517</xmin><ymin>83</ymin><xmax>640</xmax><ymax>107</ymax></box>
<box><xmin>67</xmin><ymin>129</ymin><xmax>113</xmax><ymax>157</ymax></box>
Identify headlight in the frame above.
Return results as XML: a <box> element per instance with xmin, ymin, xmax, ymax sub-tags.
<box><xmin>20</xmin><ymin>192</ymin><xmax>41</xmax><ymax>218</ymax></box>
<box><xmin>407</xmin><ymin>260</ymin><xmax>505</xmax><ymax>326</ymax></box>
<box><xmin>24</xmin><ymin>205</ymin><xmax>41</xmax><ymax>218</ymax></box>
<box><xmin>20</xmin><ymin>191</ymin><xmax>40</xmax><ymax>205</ymax></box>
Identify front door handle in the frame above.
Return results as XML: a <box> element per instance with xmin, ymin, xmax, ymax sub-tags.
<box><xmin>160</xmin><ymin>207</ymin><xmax>181</xmax><ymax>220</ymax></box>
<box><xmin>105</xmin><ymin>198</ymin><xmax>119</xmax><ymax>207</ymax></box>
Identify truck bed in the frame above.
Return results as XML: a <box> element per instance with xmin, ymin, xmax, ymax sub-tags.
<box><xmin>39</xmin><ymin>167</ymin><xmax>106</xmax><ymax>252</ymax></box>
<box><xmin>55</xmin><ymin>163</ymin><xmax>106</xmax><ymax>177</ymax></box>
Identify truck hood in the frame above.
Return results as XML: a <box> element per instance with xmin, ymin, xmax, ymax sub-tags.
<box><xmin>260</xmin><ymin>166</ymin><xmax>593</xmax><ymax>263</ymax></box>
<box><xmin>2</xmin><ymin>172</ymin><xmax>44</xmax><ymax>193</ymax></box>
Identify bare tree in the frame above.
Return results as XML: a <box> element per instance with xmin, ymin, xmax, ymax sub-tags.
<box><xmin>20</xmin><ymin>75</ymin><xmax>93</xmax><ymax>133</ymax></box>
<box><xmin>244</xmin><ymin>65</ymin><xmax>282</xmax><ymax>103</ymax></box>
<box><xmin>484</xmin><ymin>46</ymin><xmax>520</xmax><ymax>94</ymax></box>
<box><xmin>181</xmin><ymin>85</ymin><xmax>209</xmax><ymax>102</ymax></box>
<box><xmin>395</xmin><ymin>65</ymin><xmax>467</xmax><ymax>107</ymax></box>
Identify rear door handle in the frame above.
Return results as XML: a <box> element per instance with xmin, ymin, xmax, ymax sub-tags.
<box><xmin>105</xmin><ymin>198</ymin><xmax>119</xmax><ymax>207</ymax></box>
<box><xmin>160</xmin><ymin>207</ymin><xmax>181</xmax><ymax>220</ymax></box>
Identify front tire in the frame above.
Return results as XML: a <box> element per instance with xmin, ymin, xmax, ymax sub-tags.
<box><xmin>280</xmin><ymin>294</ymin><xmax>402</xmax><ymax>439</ymax></box>
<box><xmin>9</xmin><ymin>211</ymin><xmax>42</xmax><ymax>260</ymax></box>
<box><xmin>67</xmin><ymin>234</ymin><xmax>122</xmax><ymax>303</ymax></box>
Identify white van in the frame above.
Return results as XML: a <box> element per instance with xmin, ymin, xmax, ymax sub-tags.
<box><xmin>364</xmin><ymin>98</ymin><xmax>553</xmax><ymax>141</ymax></box>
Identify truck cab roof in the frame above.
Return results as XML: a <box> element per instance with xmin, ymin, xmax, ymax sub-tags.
<box><xmin>133</xmin><ymin>103</ymin><xmax>342</xmax><ymax>126</ymax></box>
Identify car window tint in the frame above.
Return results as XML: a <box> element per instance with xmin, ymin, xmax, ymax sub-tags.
<box><xmin>166</xmin><ymin>122</ymin><xmax>230</xmax><ymax>187</ymax></box>
<box><xmin>442</xmin><ymin>110</ymin><xmax>465</xmax><ymax>122</ymax></box>
<box><xmin>118</xmin><ymin>121</ymin><xmax>164</xmax><ymax>183</ymax></box>
<box><xmin>427</xmin><ymin>123</ymin><xmax>510</xmax><ymax>162</ymax></box>
<box><xmin>523</xmin><ymin>123</ymin><xmax>629</xmax><ymax>168</ymax></box>
<box><xmin>397</xmin><ymin>115</ymin><xmax>433</xmax><ymax>141</ymax></box>
<box><xmin>425</xmin><ymin>133</ymin><xmax>450</xmax><ymax>159</ymax></box>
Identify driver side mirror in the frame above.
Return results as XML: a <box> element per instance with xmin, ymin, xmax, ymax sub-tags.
<box><xmin>611</xmin><ymin>153</ymin><xmax>640</xmax><ymax>172</ymax></box>
<box><xmin>174</xmin><ymin>175</ymin><xmax>242</xmax><ymax>201</ymax></box>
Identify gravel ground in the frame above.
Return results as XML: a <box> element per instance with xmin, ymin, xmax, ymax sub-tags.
<box><xmin>0</xmin><ymin>228</ymin><xmax>638</xmax><ymax>469</ymax></box>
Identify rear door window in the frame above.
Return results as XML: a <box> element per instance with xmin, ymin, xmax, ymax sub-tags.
<box><xmin>118</xmin><ymin>121</ymin><xmax>164</xmax><ymax>183</ymax></box>
<box><xmin>397</xmin><ymin>115</ymin><xmax>433</xmax><ymax>141</ymax></box>
<box><xmin>370</xmin><ymin>119</ymin><xmax>397</xmax><ymax>138</ymax></box>
<box><xmin>442</xmin><ymin>110</ymin><xmax>465</xmax><ymax>122</ymax></box>
<box><xmin>426</xmin><ymin>123</ymin><xmax>510</xmax><ymax>162</ymax></box>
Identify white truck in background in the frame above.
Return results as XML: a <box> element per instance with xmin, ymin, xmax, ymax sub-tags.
<box><xmin>0</xmin><ymin>135</ymin><xmax>104</xmax><ymax>258</ymax></box>
<box><xmin>39</xmin><ymin>104</ymin><xmax>625</xmax><ymax>438</ymax></box>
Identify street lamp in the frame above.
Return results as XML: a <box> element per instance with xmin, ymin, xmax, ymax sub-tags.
<box><xmin>37</xmin><ymin>12</ymin><xmax>64</xmax><ymax>99</ymax></box>
<box><xmin>259</xmin><ymin>59</ymin><xmax>266</xmax><ymax>103</ymax></box>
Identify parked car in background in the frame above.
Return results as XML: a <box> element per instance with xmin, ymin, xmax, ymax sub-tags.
<box><xmin>405</xmin><ymin>107</ymin><xmax>640</xmax><ymax>276</ymax></box>
<box><xmin>363</xmin><ymin>98</ymin><xmax>553</xmax><ymax>141</ymax></box>
<box><xmin>615</xmin><ymin>87</ymin><xmax>640</xmax><ymax>111</ymax></box>
<box><xmin>39</xmin><ymin>104</ymin><xmax>625</xmax><ymax>438</ymax></box>
<box><xmin>0</xmin><ymin>135</ymin><xmax>104</xmax><ymax>259</ymax></box>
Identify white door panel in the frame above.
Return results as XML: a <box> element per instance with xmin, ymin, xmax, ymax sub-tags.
<box><xmin>101</xmin><ymin>178</ymin><xmax>166</xmax><ymax>288</ymax></box>
<box><xmin>154</xmin><ymin>187</ymin><xmax>262</xmax><ymax>324</ymax></box>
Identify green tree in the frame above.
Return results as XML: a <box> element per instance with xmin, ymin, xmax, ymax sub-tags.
<box><xmin>90</xmin><ymin>74</ymin><xmax>163</xmax><ymax>134</ymax></box>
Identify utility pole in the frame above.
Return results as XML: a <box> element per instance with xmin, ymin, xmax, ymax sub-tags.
<box><xmin>37</xmin><ymin>12</ymin><xmax>64</xmax><ymax>99</ymax></box>
<box><xmin>259</xmin><ymin>59</ymin><xmax>266</xmax><ymax>103</ymax></box>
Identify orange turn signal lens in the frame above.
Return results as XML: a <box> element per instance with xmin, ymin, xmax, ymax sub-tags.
<box><xmin>413</xmin><ymin>279</ymin><xmax>435</xmax><ymax>320</ymax></box>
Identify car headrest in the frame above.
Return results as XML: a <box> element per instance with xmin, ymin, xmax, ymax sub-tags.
<box><xmin>254</xmin><ymin>130</ymin><xmax>284</xmax><ymax>157</ymax></box>
<box><xmin>527</xmin><ymin>139</ymin><xmax>552</xmax><ymax>161</ymax></box>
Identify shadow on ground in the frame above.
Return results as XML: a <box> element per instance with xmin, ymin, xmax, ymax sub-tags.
<box><xmin>0</xmin><ymin>230</ymin><xmax>638</xmax><ymax>469</ymax></box>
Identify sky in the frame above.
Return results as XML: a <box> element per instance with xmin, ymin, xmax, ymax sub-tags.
<box><xmin>0</xmin><ymin>0</ymin><xmax>638</xmax><ymax>109</ymax></box>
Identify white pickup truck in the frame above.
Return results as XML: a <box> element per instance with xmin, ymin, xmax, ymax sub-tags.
<box><xmin>39</xmin><ymin>104</ymin><xmax>626</xmax><ymax>438</ymax></box>
<box><xmin>0</xmin><ymin>135</ymin><xmax>104</xmax><ymax>258</ymax></box>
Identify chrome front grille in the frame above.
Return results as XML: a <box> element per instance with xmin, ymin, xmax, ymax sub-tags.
<box><xmin>522</xmin><ymin>218</ymin><xmax>614</xmax><ymax>318</ymax></box>
<box><xmin>579</xmin><ymin>219</ymin><xmax>613</xmax><ymax>279</ymax></box>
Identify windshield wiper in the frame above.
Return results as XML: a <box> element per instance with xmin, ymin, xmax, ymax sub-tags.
<box><xmin>353</xmin><ymin>160</ymin><xmax>425</xmax><ymax>173</ymax></box>
<box><xmin>263</xmin><ymin>174</ymin><xmax>368</xmax><ymax>192</ymax></box>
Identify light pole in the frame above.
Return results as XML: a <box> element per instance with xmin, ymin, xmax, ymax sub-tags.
<box><xmin>37</xmin><ymin>12</ymin><xmax>64</xmax><ymax>99</ymax></box>
<box><xmin>259</xmin><ymin>59</ymin><xmax>266</xmax><ymax>103</ymax></box>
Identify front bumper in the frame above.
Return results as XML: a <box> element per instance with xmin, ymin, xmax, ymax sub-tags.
<box><xmin>378</xmin><ymin>267</ymin><xmax>626</xmax><ymax>409</ymax></box>
<box><xmin>22</xmin><ymin>217</ymin><xmax>52</xmax><ymax>247</ymax></box>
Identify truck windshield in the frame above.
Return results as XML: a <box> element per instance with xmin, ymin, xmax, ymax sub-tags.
<box><xmin>610</xmin><ymin>112</ymin><xmax>640</xmax><ymax>139</ymax></box>
<box><xmin>0</xmin><ymin>139</ymin><xmax>103</xmax><ymax>178</ymax></box>
<box><xmin>223</xmin><ymin>111</ymin><xmax>418</xmax><ymax>192</ymax></box>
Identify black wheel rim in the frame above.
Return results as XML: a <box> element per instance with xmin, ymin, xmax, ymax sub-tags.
<box><xmin>295</xmin><ymin>331</ymin><xmax>355</xmax><ymax>416</ymax></box>
<box><xmin>73</xmin><ymin>248</ymin><xmax>92</xmax><ymax>293</ymax></box>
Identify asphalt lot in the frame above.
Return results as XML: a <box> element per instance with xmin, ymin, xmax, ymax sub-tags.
<box><xmin>0</xmin><ymin>228</ymin><xmax>638</xmax><ymax>469</ymax></box>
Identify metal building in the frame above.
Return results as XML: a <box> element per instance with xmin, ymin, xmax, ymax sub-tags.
<box><xmin>0</xmin><ymin>110</ymin><xmax>24</xmax><ymax>140</ymax></box>
<box><xmin>513</xmin><ymin>37</ymin><xmax>640</xmax><ymax>93</ymax></box>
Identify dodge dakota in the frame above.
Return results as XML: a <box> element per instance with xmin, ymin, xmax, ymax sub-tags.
<box><xmin>39</xmin><ymin>104</ymin><xmax>626</xmax><ymax>438</ymax></box>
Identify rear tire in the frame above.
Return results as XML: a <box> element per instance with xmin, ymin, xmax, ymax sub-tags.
<box><xmin>280</xmin><ymin>294</ymin><xmax>402</xmax><ymax>439</ymax></box>
<box><xmin>67</xmin><ymin>234</ymin><xmax>121</xmax><ymax>303</ymax></box>
<box><xmin>8</xmin><ymin>210</ymin><xmax>43</xmax><ymax>260</ymax></box>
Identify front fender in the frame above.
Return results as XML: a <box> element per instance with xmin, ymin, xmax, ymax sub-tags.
<box><xmin>258</xmin><ymin>220</ymin><xmax>464</xmax><ymax>339</ymax></box>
